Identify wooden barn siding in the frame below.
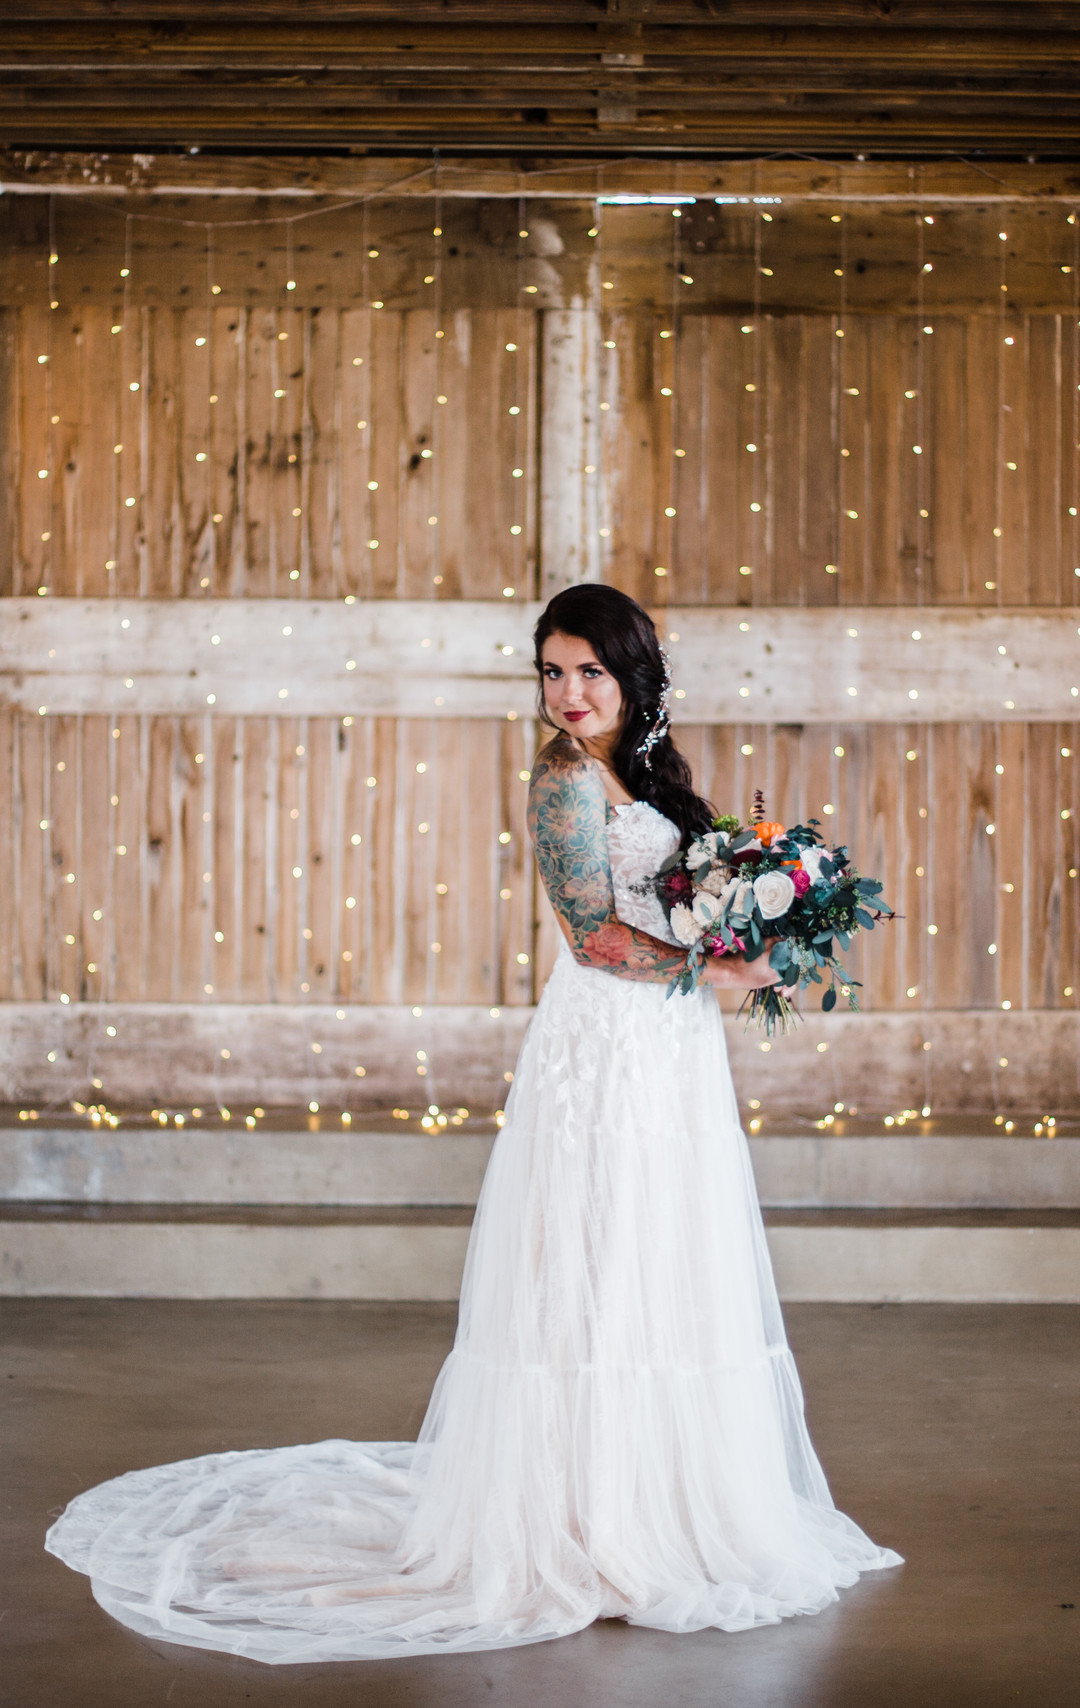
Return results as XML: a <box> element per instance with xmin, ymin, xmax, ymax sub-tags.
<box><xmin>4</xmin><ymin>304</ymin><xmax>538</xmax><ymax>602</ymax></box>
<box><xmin>5</xmin><ymin>302</ymin><xmax>1078</xmax><ymax>607</ymax></box>
<box><xmin>1</xmin><ymin>194</ymin><xmax>1077</xmax><ymax>1075</ymax></box>
<box><xmin>2</xmin><ymin>708</ymin><xmax>1075</xmax><ymax>1017</ymax></box>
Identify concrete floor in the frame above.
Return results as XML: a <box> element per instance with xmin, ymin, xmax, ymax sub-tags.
<box><xmin>3</xmin><ymin>1302</ymin><xmax>1078</xmax><ymax>1708</ymax></box>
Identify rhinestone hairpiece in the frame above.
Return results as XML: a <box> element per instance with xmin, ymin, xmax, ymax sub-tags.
<box><xmin>635</xmin><ymin>646</ymin><xmax>672</xmax><ymax>770</ymax></box>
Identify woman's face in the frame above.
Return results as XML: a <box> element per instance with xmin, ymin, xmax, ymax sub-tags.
<box><xmin>540</xmin><ymin>631</ymin><xmax>624</xmax><ymax>745</ymax></box>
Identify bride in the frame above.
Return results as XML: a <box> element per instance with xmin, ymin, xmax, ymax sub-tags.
<box><xmin>45</xmin><ymin>582</ymin><xmax>901</xmax><ymax>1663</ymax></box>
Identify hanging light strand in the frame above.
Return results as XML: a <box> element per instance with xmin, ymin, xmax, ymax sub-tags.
<box><xmin>1071</xmin><ymin>208</ymin><xmax>1080</xmax><ymax>613</ymax></box>
<box><xmin>834</xmin><ymin>208</ymin><xmax>848</xmax><ymax>595</ymax></box>
<box><xmin>204</xmin><ymin>223</ymin><xmax>216</xmax><ymax>593</ymax></box>
<box><xmin>914</xmin><ymin>206</ymin><xmax>927</xmax><ymax>606</ymax></box>
<box><xmin>750</xmin><ymin>198</ymin><xmax>764</xmax><ymax>608</ymax></box>
<box><xmin>40</xmin><ymin>191</ymin><xmax>60</xmax><ymax>596</ymax></box>
<box><xmin>664</xmin><ymin>187</ymin><xmax>681</xmax><ymax>606</ymax></box>
<box><xmin>430</xmin><ymin>164</ymin><xmax>444</xmax><ymax>589</ymax></box>
<box><xmin>993</xmin><ymin>218</ymin><xmax>1009</xmax><ymax>606</ymax></box>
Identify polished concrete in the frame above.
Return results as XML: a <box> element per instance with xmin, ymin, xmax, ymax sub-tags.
<box><xmin>5</xmin><ymin>1301</ymin><xmax>1079</xmax><ymax>1707</ymax></box>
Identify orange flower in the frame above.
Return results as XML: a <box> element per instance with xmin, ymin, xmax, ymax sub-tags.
<box><xmin>756</xmin><ymin>821</ymin><xmax>786</xmax><ymax>847</ymax></box>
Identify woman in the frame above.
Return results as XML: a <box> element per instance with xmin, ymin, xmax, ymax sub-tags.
<box><xmin>45</xmin><ymin>583</ymin><xmax>900</xmax><ymax>1663</ymax></box>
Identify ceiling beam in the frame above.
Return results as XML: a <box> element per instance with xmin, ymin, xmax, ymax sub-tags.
<box><xmin>2</xmin><ymin>152</ymin><xmax>1077</xmax><ymax>199</ymax></box>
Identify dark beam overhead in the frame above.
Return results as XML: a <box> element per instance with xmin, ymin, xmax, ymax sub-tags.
<box><xmin>0</xmin><ymin>2</ymin><xmax>1078</xmax><ymax>157</ymax></box>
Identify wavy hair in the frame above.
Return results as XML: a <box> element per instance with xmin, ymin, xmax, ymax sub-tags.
<box><xmin>533</xmin><ymin>583</ymin><xmax>715</xmax><ymax>846</ymax></box>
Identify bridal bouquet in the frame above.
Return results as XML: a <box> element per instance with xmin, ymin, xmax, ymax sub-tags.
<box><xmin>648</xmin><ymin>793</ymin><xmax>894</xmax><ymax>1033</ymax></box>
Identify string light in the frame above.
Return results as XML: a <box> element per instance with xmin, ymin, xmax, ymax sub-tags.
<box><xmin>829</xmin><ymin>205</ymin><xmax>851</xmax><ymax>595</ymax></box>
<box><xmin>16</xmin><ymin>182</ymin><xmax>1080</xmax><ymax>1116</ymax></box>
<box><xmin>430</xmin><ymin>163</ymin><xmax>444</xmax><ymax>588</ymax></box>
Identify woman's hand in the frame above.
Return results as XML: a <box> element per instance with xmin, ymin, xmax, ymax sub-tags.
<box><xmin>701</xmin><ymin>951</ymin><xmax>783</xmax><ymax>991</ymax></box>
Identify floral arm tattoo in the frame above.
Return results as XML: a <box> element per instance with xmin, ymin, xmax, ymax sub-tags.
<box><xmin>527</xmin><ymin>736</ymin><xmax>687</xmax><ymax>983</ymax></box>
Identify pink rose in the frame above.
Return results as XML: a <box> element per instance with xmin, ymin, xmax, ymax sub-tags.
<box><xmin>709</xmin><ymin>932</ymin><xmax>745</xmax><ymax>957</ymax></box>
<box><xmin>792</xmin><ymin>868</ymin><xmax>811</xmax><ymax>897</ymax></box>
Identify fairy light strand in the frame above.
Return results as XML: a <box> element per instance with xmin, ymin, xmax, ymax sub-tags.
<box><xmin>431</xmin><ymin>168</ymin><xmax>444</xmax><ymax>590</ymax></box>
<box><xmin>749</xmin><ymin>201</ymin><xmax>764</xmax><ymax>608</ymax></box>
<box><xmin>19</xmin><ymin>186</ymin><xmax>1080</xmax><ymax>1118</ymax></box>
<box><xmin>665</xmin><ymin>192</ymin><xmax>681</xmax><ymax>606</ymax></box>
<box><xmin>597</xmin><ymin>184</ymin><xmax>611</xmax><ymax>579</ymax></box>
<box><xmin>204</xmin><ymin>223</ymin><xmax>215</xmax><ymax>593</ymax></box>
<box><xmin>914</xmin><ymin>204</ymin><xmax>928</xmax><ymax>607</ymax></box>
<box><xmin>994</xmin><ymin>221</ymin><xmax>1009</xmax><ymax>606</ymax></box>
<box><xmin>836</xmin><ymin>208</ymin><xmax>848</xmax><ymax>599</ymax></box>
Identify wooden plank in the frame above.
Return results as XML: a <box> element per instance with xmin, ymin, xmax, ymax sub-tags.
<box><xmin>539</xmin><ymin>306</ymin><xmax>601</xmax><ymax>596</ymax></box>
<box><xmin>175</xmin><ymin>714</ymin><xmax>208</xmax><ymax>1001</ymax></box>
<box><xmin>3</xmin><ymin>1002</ymin><xmax>1080</xmax><ymax>1117</ymax></box>
<box><xmin>1</xmin><ymin>155</ymin><xmax>1077</xmax><ymax>206</ymax></box>
<box><xmin>1060</xmin><ymin>723</ymin><xmax>1080</xmax><ymax>1016</ymax></box>
<box><xmin>962</xmin><ymin>315</ymin><xmax>1000</xmax><ymax>604</ymax></box>
<box><xmin>51</xmin><ymin>715</ymin><xmax>83</xmax><ymax>1004</ymax></box>
<box><xmin>1026</xmin><ymin>314</ymin><xmax>1065</xmax><ymax>607</ymax></box>
<box><xmin>273</xmin><ymin>716</ymin><xmax>301</xmax><ymax>1003</ymax></box>
<box><xmin>6</xmin><ymin>599</ymin><xmax>1079</xmax><ymax>722</ymax></box>
<box><xmin>237</xmin><ymin>715</ymin><xmax>272</xmax><ymax>1003</ymax></box>
<box><xmin>366</xmin><ymin>308</ymin><xmax>402</xmax><ymax>599</ymax></box>
<box><xmin>1027</xmin><ymin>722</ymin><xmax>1065</xmax><ymax>1009</ymax></box>
<box><xmin>995</xmin><ymin>721</ymin><xmax>1028</xmax><ymax>1017</ymax></box>
<box><xmin>928</xmin><ymin>315</ymin><xmax>969</xmax><ymax>604</ymax></box>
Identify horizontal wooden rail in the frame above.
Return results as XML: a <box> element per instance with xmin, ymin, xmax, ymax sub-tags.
<box><xmin>1</xmin><ymin>153</ymin><xmax>1077</xmax><ymax>203</ymax></box>
<box><xmin>3</xmin><ymin>599</ymin><xmax>1078</xmax><ymax>722</ymax></box>
<box><xmin>1</xmin><ymin>1001</ymin><xmax>1077</xmax><ymax>1114</ymax></box>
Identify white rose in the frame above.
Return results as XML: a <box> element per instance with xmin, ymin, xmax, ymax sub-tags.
<box><xmin>670</xmin><ymin>902</ymin><xmax>704</xmax><ymax>945</ymax></box>
<box><xmin>799</xmin><ymin>845</ymin><xmax>826</xmax><ymax>885</ymax></box>
<box><xmin>698</xmin><ymin>865</ymin><xmax>729</xmax><ymax>897</ymax></box>
<box><xmin>731</xmin><ymin>878</ymin><xmax>755</xmax><ymax>918</ymax></box>
<box><xmin>753</xmin><ymin>870</ymin><xmax>796</xmax><ymax>920</ymax></box>
<box><xmin>685</xmin><ymin>833</ymin><xmax>717</xmax><ymax>871</ymax></box>
<box><xmin>692</xmin><ymin>891</ymin><xmax>720</xmax><ymax>927</ymax></box>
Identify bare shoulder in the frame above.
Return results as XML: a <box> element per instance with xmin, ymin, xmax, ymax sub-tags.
<box><xmin>530</xmin><ymin>732</ymin><xmax>594</xmax><ymax>781</ymax></box>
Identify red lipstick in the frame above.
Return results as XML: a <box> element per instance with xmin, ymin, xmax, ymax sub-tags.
<box><xmin>563</xmin><ymin>710</ymin><xmax>589</xmax><ymax>723</ymax></box>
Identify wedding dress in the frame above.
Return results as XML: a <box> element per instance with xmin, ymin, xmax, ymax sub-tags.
<box><xmin>45</xmin><ymin>799</ymin><xmax>901</xmax><ymax>1663</ymax></box>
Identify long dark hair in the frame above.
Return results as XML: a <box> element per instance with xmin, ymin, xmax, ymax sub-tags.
<box><xmin>533</xmin><ymin>583</ymin><xmax>715</xmax><ymax>846</ymax></box>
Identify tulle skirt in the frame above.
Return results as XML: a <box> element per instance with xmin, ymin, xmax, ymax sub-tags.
<box><xmin>45</xmin><ymin>944</ymin><xmax>901</xmax><ymax>1662</ymax></box>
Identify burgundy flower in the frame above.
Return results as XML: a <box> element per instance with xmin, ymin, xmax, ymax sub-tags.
<box><xmin>709</xmin><ymin>932</ymin><xmax>745</xmax><ymax>957</ymax></box>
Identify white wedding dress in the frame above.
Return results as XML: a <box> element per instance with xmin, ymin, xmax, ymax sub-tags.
<box><xmin>46</xmin><ymin>800</ymin><xmax>901</xmax><ymax>1663</ymax></box>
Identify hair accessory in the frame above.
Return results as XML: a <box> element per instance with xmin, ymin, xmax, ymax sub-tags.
<box><xmin>636</xmin><ymin>646</ymin><xmax>673</xmax><ymax>770</ymax></box>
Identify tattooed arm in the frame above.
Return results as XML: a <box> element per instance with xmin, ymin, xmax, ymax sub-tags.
<box><xmin>526</xmin><ymin>736</ymin><xmax>688</xmax><ymax>984</ymax></box>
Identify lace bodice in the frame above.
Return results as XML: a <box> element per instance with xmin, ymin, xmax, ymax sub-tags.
<box><xmin>607</xmin><ymin>800</ymin><xmax>681</xmax><ymax>946</ymax></box>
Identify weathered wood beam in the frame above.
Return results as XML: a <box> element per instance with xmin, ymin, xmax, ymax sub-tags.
<box><xmin>2</xmin><ymin>999</ymin><xmax>1077</xmax><ymax>1114</ymax></box>
<box><xmin>3</xmin><ymin>599</ymin><xmax>1078</xmax><ymax>722</ymax></box>
<box><xmin>12</xmin><ymin>4</ymin><xmax>1080</xmax><ymax>27</ymax></box>
<box><xmin>1</xmin><ymin>22</ymin><xmax>1078</xmax><ymax>68</ymax></box>
<box><xmin>3</xmin><ymin>152</ymin><xmax>1077</xmax><ymax>201</ymax></box>
<box><xmin>13</xmin><ymin>4</ymin><xmax>1080</xmax><ymax>25</ymax></box>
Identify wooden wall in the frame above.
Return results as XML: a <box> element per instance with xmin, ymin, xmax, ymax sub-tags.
<box><xmin>1</xmin><ymin>179</ymin><xmax>1077</xmax><ymax>1113</ymax></box>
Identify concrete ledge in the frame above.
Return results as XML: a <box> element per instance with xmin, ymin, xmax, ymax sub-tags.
<box><xmin>0</xmin><ymin>1221</ymin><xmax>472</xmax><ymax>1302</ymax></box>
<box><xmin>768</xmin><ymin>1225</ymin><xmax>1080</xmax><ymax>1304</ymax></box>
<box><xmin>3</xmin><ymin>1217</ymin><xmax>1078</xmax><ymax>1303</ymax></box>
<box><xmin>4</xmin><ymin>1128</ymin><xmax>1079</xmax><ymax>1210</ymax></box>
